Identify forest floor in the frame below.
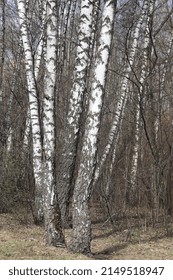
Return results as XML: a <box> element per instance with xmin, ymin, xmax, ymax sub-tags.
<box><xmin>0</xmin><ymin>211</ymin><xmax>173</xmax><ymax>260</ymax></box>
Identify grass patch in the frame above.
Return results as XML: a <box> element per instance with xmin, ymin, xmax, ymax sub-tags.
<box><xmin>0</xmin><ymin>213</ymin><xmax>173</xmax><ymax>259</ymax></box>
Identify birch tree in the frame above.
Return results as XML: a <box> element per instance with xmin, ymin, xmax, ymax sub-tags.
<box><xmin>57</xmin><ymin>0</ymin><xmax>95</xmax><ymax>227</ymax></box>
<box><xmin>70</xmin><ymin>0</ymin><xmax>115</xmax><ymax>253</ymax></box>
<box><xmin>130</xmin><ymin>0</ymin><xmax>155</xmax><ymax>203</ymax></box>
<box><xmin>94</xmin><ymin>0</ymin><xmax>149</xmax><ymax>189</ymax></box>
<box><xmin>17</xmin><ymin>0</ymin><xmax>44</xmax><ymax>222</ymax></box>
<box><xmin>42</xmin><ymin>0</ymin><xmax>64</xmax><ymax>246</ymax></box>
<box><xmin>23</xmin><ymin>0</ymin><xmax>46</xmax><ymax>150</ymax></box>
<box><xmin>17</xmin><ymin>0</ymin><xmax>65</xmax><ymax>246</ymax></box>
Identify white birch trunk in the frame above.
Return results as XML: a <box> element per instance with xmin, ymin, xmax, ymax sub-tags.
<box><xmin>23</xmin><ymin>0</ymin><xmax>46</xmax><ymax>149</ymax></box>
<box><xmin>130</xmin><ymin>0</ymin><xmax>155</xmax><ymax>200</ymax></box>
<box><xmin>57</xmin><ymin>0</ymin><xmax>94</xmax><ymax>226</ymax></box>
<box><xmin>34</xmin><ymin>14</ymin><xmax>46</xmax><ymax>79</ymax></box>
<box><xmin>94</xmin><ymin>0</ymin><xmax>149</xmax><ymax>184</ymax></box>
<box><xmin>18</xmin><ymin>0</ymin><xmax>65</xmax><ymax>245</ymax></box>
<box><xmin>42</xmin><ymin>0</ymin><xmax>65</xmax><ymax>246</ymax></box>
<box><xmin>71</xmin><ymin>0</ymin><xmax>114</xmax><ymax>253</ymax></box>
<box><xmin>17</xmin><ymin>0</ymin><xmax>44</xmax><ymax>222</ymax></box>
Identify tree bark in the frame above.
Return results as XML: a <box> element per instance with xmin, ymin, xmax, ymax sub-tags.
<box><xmin>70</xmin><ymin>0</ymin><xmax>115</xmax><ymax>253</ymax></box>
<box><xmin>93</xmin><ymin>0</ymin><xmax>149</xmax><ymax>188</ymax></box>
<box><xmin>130</xmin><ymin>0</ymin><xmax>154</xmax><ymax>203</ymax></box>
<box><xmin>43</xmin><ymin>0</ymin><xmax>65</xmax><ymax>246</ymax></box>
<box><xmin>17</xmin><ymin>0</ymin><xmax>44</xmax><ymax>222</ymax></box>
<box><xmin>57</xmin><ymin>0</ymin><xmax>94</xmax><ymax>227</ymax></box>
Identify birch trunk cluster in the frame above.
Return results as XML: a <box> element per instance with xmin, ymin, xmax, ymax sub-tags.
<box><xmin>57</xmin><ymin>0</ymin><xmax>95</xmax><ymax>227</ymax></box>
<box><xmin>70</xmin><ymin>0</ymin><xmax>115</xmax><ymax>253</ymax></box>
<box><xmin>17</xmin><ymin>0</ymin><xmax>64</xmax><ymax>246</ymax></box>
<box><xmin>1</xmin><ymin>0</ymin><xmax>173</xmax><ymax>254</ymax></box>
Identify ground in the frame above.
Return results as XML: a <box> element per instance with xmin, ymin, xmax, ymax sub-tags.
<box><xmin>0</xmin><ymin>212</ymin><xmax>173</xmax><ymax>259</ymax></box>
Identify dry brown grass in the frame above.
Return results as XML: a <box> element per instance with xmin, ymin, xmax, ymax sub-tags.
<box><xmin>0</xmin><ymin>213</ymin><xmax>173</xmax><ymax>260</ymax></box>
